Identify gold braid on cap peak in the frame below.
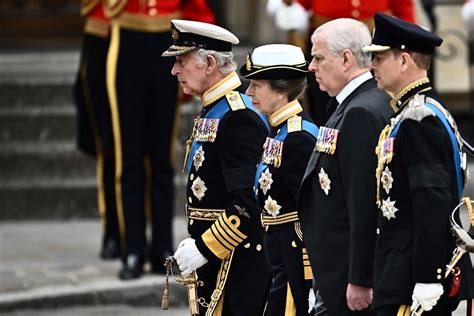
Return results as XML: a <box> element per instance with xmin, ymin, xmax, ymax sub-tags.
<box><xmin>245</xmin><ymin>53</ymin><xmax>252</xmax><ymax>71</ymax></box>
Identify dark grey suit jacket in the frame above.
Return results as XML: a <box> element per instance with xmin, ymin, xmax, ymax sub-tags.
<box><xmin>298</xmin><ymin>78</ymin><xmax>392</xmax><ymax>315</ymax></box>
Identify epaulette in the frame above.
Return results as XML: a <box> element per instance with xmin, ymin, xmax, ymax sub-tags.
<box><xmin>104</xmin><ymin>0</ymin><xmax>128</xmax><ymax>18</ymax></box>
<box><xmin>80</xmin><ymin>0</ymin><xmax>100</xmax><ymax>16</ymax></box>
<box><xmin>398</xmin><ymin>93</ymin><xmax>435</xmax><ymax>124</ymax></box>
<box><xmin>225</xmin><ymin>91</ymin><xmax>246</xmax><ymax>111</ymax></box>
<box><xmin>287</xmin><ymin>116</ymin><xmax>302</xmax><ymax>133</ymax></box>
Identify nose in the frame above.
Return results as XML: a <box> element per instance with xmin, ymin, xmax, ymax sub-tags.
<box><xmin>171</xmin><ymin>62</ymin><xmax>179</xmax><ymax>76</ymax></box>
<box><xmin>308</xmin><ymin>59</ymin><xmax>317</xmax><ymax>72</ymax></box>
<box><xmin>245</xmin><ymin>84</ymin><xmax>254</xmax><ymax>97</ymax></box>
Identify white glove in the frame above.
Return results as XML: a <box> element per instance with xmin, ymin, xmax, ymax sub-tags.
<box><xmin>174</xmin><ymin>238</ymin><xmax>208</xmax><ymax>277</ymax></box>
<box><xmin>462</xmin><ymin>0</ymin><xmax>474</xmax><ymax>33</ymax></box>
<box><xmin>266</xmin><ymin>0</ymin><xmax>285</xmax><ymax>16</ymax></box>
<box><xmin>308</xmin><ymin>288</ymin><xmax>316</xmax><ymax>314</ymax></box>
<box><xmin>411</xmin><ymin>283</ymin><xmax>444</xmax><ymax>312</ymax></box>
<box><xmin>275</xmin><ymin>2</ymin><xmax>309</xmax><ymax>31</ymax></box>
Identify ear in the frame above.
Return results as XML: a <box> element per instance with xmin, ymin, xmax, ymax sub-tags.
<box><xmin>205</xmin><ymin>55</ymin><xmax>217</xmax><ymax>74</ymax></box>
<box><xmin>399</xmin><ymin>52</ymin><xmax>411</xmax><ymax>72</ymax></box>
<box><xmin>341</xmin><ymin>49</ymin><xmax>353</xmax><ymax>70</ymax></box>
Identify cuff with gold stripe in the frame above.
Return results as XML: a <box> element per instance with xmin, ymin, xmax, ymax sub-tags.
<box><xmin>200</xmin><ymin>213</ymin><xmax>247</xmax><ymax>259</ymax></box>
<box><xmin>302</xmin><ymin>248</ymin><xmax>313</xmax><ymax>280</ymax></box>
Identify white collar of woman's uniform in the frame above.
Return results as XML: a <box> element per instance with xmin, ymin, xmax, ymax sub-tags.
<box><xmin>336</xmin><ymin>71</ymin><xmax>373</xmax><ymax>106</ymax></box>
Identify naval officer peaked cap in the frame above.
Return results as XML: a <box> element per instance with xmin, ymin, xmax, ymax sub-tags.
<box><xmin>363</xmin><ymin>12</ymin><xmax>443</xmax><ymax>54</ymax></box>
<box><xmin>162</xmin><ymin>19</ymin><xmax>239</xmax><ymax>57</ymax></box>
<box><xmin>239</xmin><ymin>44</ymin><xmax>308</xmax><ymax>80</ymax></box>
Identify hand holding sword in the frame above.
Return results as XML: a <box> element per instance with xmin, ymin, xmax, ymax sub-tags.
<box><xmin>411</xmin><ymin>197</ymin><xmax>474</xmax><ymax>316</ymax></box>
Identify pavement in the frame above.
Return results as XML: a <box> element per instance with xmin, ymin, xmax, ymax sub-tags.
<box><xmin>0</xmin><ymin>217</ymin><xmax>189</xmax><ymax>313</ymax></box>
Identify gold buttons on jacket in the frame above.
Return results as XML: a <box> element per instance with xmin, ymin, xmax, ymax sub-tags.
<box><xmin>244</xmin><ymin>243</ymin><xmax>250</xmax><ymax>248</ymax></box>
<box><xmin>148</xmin><ymin>0</ymin><xmax>156</xmax><ymax>5</ymax></box>
<box><xmin>188</xmin><ymin>197</ymin><xmax>192</xmax><ymax>203</ymax></box>
<box><xmin>291</xmin><ymin>241</ymin><xmax>297</xmax><ymax>248</ymax></box>
<box><xmin>351</xmin><ymin>0</ymin><xmax>360</xmax><ymax>7</ymax></box>
<box><xmin>376</xmin><ymin>228</ymin><xmax>380</xmax><ymax>235</ymax></box>
<box><xmin>190</xmin><ymin>174</ymin><xmax>195</xmax><ymax>181</ymax></box>
<box><xmin>256</xmin><ymin>244</ymin><xmax>262</xmax><ymax>251</ymax></box>
<box><xmin>148</xmin><ymin>8</ymin><xmax>157</xmax><ymax>16</ymax></box>
<box><xmin>351</xmin><ymin>9</ymin><xmax>360</xmax><ymax>18</ymax></box>
<box><xmin>437</xmin><ymin>268</ymin><xmax>442</xmax><ymax>273</ymax></box>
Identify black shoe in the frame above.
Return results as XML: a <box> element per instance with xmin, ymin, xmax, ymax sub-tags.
<box><xmin>118</xmin><ymin>255</ymin><xmax>143</xmax><ymax>280</ymax></box>
<box><xmin>100</xmin><ymin>238</ymin><xmax>121</xmax><ymax>260</ymax></box>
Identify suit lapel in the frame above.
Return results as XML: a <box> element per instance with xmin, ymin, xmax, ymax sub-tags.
<box><xmin>300</xmin><ymin>78</ymin><xmax>376</xmax><ymax>184</ymax></box>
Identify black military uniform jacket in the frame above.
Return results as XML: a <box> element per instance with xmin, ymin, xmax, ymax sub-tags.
<box><xmin>298</xmin><ymin>76</ymin><xmax>392</xmax><ymax>315</ymax></box>
<box><xmin>255</xmin><ymin>101</ymin><xmax>317</xmax><ymax>315</ymax></box>
<box><xmin>184</xmin><ymin>72</ymin><xmax>271</xmax><ymax>315</ymax></box>
<box><xmin>372</xmin><ymin>77</ymin><xmax>474</xmax><ymax>310</ymax></box>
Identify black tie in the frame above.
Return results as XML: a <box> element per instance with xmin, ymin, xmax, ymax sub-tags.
<box><xmin>326</xmin><ymin>98</ymin><xmax>339</xmax><ymax>117</ymax></box>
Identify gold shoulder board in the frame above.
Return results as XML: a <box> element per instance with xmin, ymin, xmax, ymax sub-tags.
<box><xmin>104</xmin><ymin>0</ymin><xmax>128</xmax><ymax>18</ymax></box>
<box><xmin>80</xmin><ymin>0</ymin><xmax>100</xmax><ymax>16</ymax></box>
<box><xmin>225</xmin><ymin>91</ymin><xmax>246</xmax><ymax>111</ymax></box>
<box><xmin>287</xmin><ymin>116</ymin><xmax>302</xmax><ymax>133</ymax></box>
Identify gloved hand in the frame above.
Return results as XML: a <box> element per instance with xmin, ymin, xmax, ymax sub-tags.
<box><xmin>461</xmin><ymin>0</ymin><xmax>474</xmax><ymax>33</ymax></box>
<box><xmin>308</xmin><ymin>288</ymin><xmax>316</xmax><ymax>314</ymax></box>
<box><xmin>411</xmin><ymin>283</ymin><xmax>444</xmax><ymax>312</ymax></box>
<box><xmin>275</xmin><ymin>1</ymin><xmax>309</xmax><ymax>31</ymax></box>
<box><xmin>174</xmin><ymin>238</ymin><xmax>208</xmax><ymax>277</ymax></box>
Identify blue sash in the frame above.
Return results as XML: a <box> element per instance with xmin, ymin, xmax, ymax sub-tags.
<box><xmin>390</xmin><ymin>103</ymin><xmax>463</xmax><ymax>200</ymax></box>
<box><xmin>254</xmin><ymin>120</ymin><xmax>319</xmax><ymax>192</ymax></box>
<box><xmin>185</xmin><ymin>93</ymin><xmax>269</xmax><ymax>175</ymax></box>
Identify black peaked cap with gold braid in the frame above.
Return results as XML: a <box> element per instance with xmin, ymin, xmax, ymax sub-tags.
<box><xmin>239</xmin><ymin>44</ymin><xmax>308</xmax><ymax>80</ymax></box>
<box><xmin>162</xmin><ymin>19</ymin><xmax>239</xmax><ymax>57</ymax></box>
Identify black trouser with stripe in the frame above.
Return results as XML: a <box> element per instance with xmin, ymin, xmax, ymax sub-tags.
<box><xmin>264</xmin><ymin>223</ymin><xmax>313</xmax><ymax>316</ymax></box>
<box><xmin>107</xmin><ymin>24</ymin><xmax>178</xmax><ymax>266</ymax></box>
<box><xmin>75</xmin><ymin>33</ymin><xmax>120</xmax><ymax>249</ymax></box>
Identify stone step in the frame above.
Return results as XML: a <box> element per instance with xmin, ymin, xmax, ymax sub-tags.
<box><xmin>0</xmin><ymin>176</ymin><xmax>187</xmax><ymax>220</ymax></box>
<box><xmin>0</xmin><ymin>142</ymin><xmax>94</xmax><ymax>183</ymax></box>
<box><xmin>0</xmin><ymin>84</ymin><xmax>74</xmax><ymax>109</ymax></box>
<box><xmin>0</xmin><ymin>106</ymin><xmax>76</xmax><ymax>143</ymax></box>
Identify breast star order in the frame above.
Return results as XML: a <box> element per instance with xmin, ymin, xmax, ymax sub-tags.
<box><xmin>191</xmin><ymin>176</ymin><xmax>207</xmax><ymax>201</ymax></box>
<box><xmin>258</xmin><ymin>168</ymin><xmax>274</xmax><ymax>195</ymax></box>
<box><xmin>381</xmin><ymin>166</ymin><xmax>394</xmax><ymax>194</ymax></box>
<box><xmin>381</xmin><ymin>197</ymin><xmax>398</xmax><ymax>220</ymax></box>
<box><xmin>318</xmin><ymin>167</ymin><xmax>331</xmax><ymax>195</ymax></box>
<box><xmin>264</xmin><ymin>196</ymin><xmax>282</xmax><ymax>218</ymax></box>
<box><xmin>193</xmin><ymin>146</ymin><xmax>205</xmax><ymax>171</ymax></box>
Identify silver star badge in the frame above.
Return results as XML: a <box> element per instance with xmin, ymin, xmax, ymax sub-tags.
<box><xmin>258</xmin><ymin>168</ymin><xmax>274</xmax><ymax>195</ymax></box>
<box><xmin>264</xmin><ymin>196</ymin><xmax>281</xmax><ymax>218</ymax></box>
<box><xmin>381</xmin><ymin>166</ymin><xmax>394</xmax><ymax>194</ymax></box>
<box><xmin>318</xmin><ymin>168</ymin><xmax>331</xmax><ymax>195</ymax></box>
<box><xmin>381</xmin><ymin>197</ymin><xmax>398</xmax><ymax>220</ymax></box>
<box><xmin>193</xmin><ymin>146</ymin><xmax>205</xmax><ymax>171</ymax></box>
<box><xmin>191</xmin><ymin>176</ymin><xmax>207</xmax><ymax>201</ymax></box>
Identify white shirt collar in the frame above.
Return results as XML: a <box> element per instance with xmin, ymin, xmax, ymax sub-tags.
<box><xmin>336</xmin><ymin>71</ymin><xmax>373</xmax><ymax>106</ymax></box>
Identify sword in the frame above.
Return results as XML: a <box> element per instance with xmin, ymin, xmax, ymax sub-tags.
<box><xmin>162</xmin><ymin>256</ymin><xmax>201</xmax><ymax>316</ymax></box>
<box><xmin>411</xmin><ymin>198</ymin><xmax>474</xmax><ymax>316</ymax></box>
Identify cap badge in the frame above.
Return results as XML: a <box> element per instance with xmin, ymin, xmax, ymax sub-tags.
<box><xmin>246</xmin><ymin>53</ymin><xmax>252</xmax><ymax>71</ymax></box>
<box><xmin>171</xmin><ymin>27</ymin><xmax>179</xmax><ymax>41</ymax></box>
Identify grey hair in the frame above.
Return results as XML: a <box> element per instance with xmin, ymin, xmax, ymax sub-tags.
<box><xmin>311</xmin><ymin>18</ymin><xmax>372</xmax><ymax>68</ymax></box>
<box><xmin>194</xmin><ymin>48</ymin><xmax>237</xmax><ymax>75</ymax></box>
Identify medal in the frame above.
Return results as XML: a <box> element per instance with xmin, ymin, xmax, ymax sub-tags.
<box><xmin>191</xmin><ymin>177</ymin><xmax>207</xmax><ymax>201</ymax></box>
<box><xmin>258</xmin><ymin>168</ymin><xmax>274</xmax><ymax>195</ymax></box>
<box><xmin>381</xmin><ymin>166</ymin><xmax>394</xmax><ymax>194</ymax></box>
<box><xmin>381</xmin><ymin>197</ymin><xmax>398</xmax><ymax>220</ymax></box>
<box><xmin>193</xmin><ymin>146</ymin><xmax>205</xmax><ymax>171</ymax></box>
<box><xmin>264</xmin><ymin>196</ymin><xmax>282</xmax><ymax>218</ymax></box>
<box><xmin>315</xmin><ymin>127</ymin><xmax>339</xmax><ymax>154</ymax></box>
<box><xmin>194</xmin><ymin>118</ymin><xmax>219</xmax><ymax>142</ymax></box>
<box><xmin>318</xmin><ymin>167</ymin><xmax>331</xmax><ymax>195</ymax></box>
<box><xmin>262</xmin><ymin>137</ymin><xmax>284</xmax><ymax>168</ymax></box>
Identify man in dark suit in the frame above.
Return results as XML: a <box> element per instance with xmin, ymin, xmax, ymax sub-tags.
<box><xmin>363</xmin><ymin>13</ymin><xmax>474</xmax><ymax>316</ymax></box>
<box><xmin>298</xmin><ymin>18</ymin><xmax>393</xmax><ymax>315</ymax></box>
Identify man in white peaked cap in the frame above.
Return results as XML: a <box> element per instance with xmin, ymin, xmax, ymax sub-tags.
<box><xmin>162</xmin><ymin>20</ymin><xmax>271</xmax><ymax>315</ymax></box>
